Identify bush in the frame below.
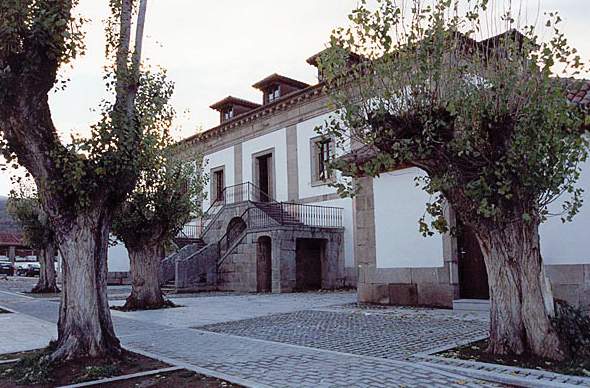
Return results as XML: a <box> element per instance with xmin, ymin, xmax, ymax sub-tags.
<box><xmin>552</xmin><ymin>300</ymin><xmax>590</xmax><ymax>358</ymax></box>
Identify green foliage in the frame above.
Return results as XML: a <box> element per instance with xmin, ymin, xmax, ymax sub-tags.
<box><xmin>552</xmin><ymin>301</ymin><xmax>590</xmax><ymax>359</ymax></box>
<box><xmin>320</xmin><ymin>0</ymin><xmax>589</xmax><ymax>233</ymax></box>
<box><xmin>0</xmin><ymin>0</ymin><xmax>170</xmax><ymax>221</ymax></box>
<box><xmin>7</xmin><ymin>181</ymin><xmax>54</xmax><ymax>250</ymax></box>
<box><xmin>111</xmin><ymin>127</ymin><xmax>206</xmax><ymax>249</ymax></box>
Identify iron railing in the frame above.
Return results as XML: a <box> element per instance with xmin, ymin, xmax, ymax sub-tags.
<box><xmin>216</xmin><ymin>202</ymin><xmax>343</xmax><ymax>261</ymax></box>
<box><xmin>177</xmin><ymin>181</ymin><xmax>344</xmax><ymax>241</ymax></box>
<box><xmin>197</xmin><ymin>182</ymin><xmax>274</xmax><ymax>237</ymax></box>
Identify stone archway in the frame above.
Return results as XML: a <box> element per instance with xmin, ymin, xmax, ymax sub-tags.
<box><xmin>256</xmin><ymin>236</ymin><xmax>272</xmax><ymax>292</ymax></box>
<box><xmin>226</xmin><ymin>217</ymin><xmax>247</xmax><ymax>245</ymax></box>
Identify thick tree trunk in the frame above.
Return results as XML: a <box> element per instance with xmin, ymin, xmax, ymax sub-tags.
<box><xmin>123</xmin><ymin>243</ymin><xmax>170</xmax><ymax>310</ymax></box>
<box><xmin>31</xmin><ymin>239</ymin><xmax>60</xmax><ymax>294</ymax></box>
<box><xmin>49</xmin><ymin>211</ymin><xmax>121</xmax><ymax>362</ymax></box>
<box><xmin>475</xmin><ymin>219</ymin><xmax>565</xmax><ymax>360</ymax></box>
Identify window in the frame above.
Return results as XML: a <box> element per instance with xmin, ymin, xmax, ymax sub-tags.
<box><xmin>222</xmin><ymin>107</ymin><xmax>234</xmax><ymax>122</ymax></box>
<box><xmin>266</xmin><ymin>85</ymin><xmax>280</xmax><ymax>103</ymax></box>
<box><xmin>212</xmin><ymin>169</ymin><xmax>225</xmax><ymax>202</ymax></box>
<box><xmin>311</xmin><ymin>137</ymin><xmax>335</xmax><ymax>184</ymax></box>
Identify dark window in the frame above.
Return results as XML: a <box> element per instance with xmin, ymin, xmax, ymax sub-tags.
<box><xmin>214</xmin><ymin>170</ymin><xmax>224</xmax><ymax>202</ymax></box>
<box><xmin>316</xmin><ymin>138</ymin><xmax>334</xmax><ymax>181</ymax></box>
<box><xmin>266</xmin><ymin>86</ymin><xmax>280</xmax><ymax>103</ymax></box>
<box><xmin>222</xmin><ymin>107</ymin><xmax>234</xmax><ymax>122</ymax></box>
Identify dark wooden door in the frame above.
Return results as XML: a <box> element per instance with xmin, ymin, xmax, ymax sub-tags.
<box><xmin>295</xmin><ymin>239</ymin><xmax>323</xmax><ymax>291</ymax></box>
<box><xmin>256</xmin><ymin>237</ymin><xmax>272</xmax><ymax>292</ymax></box>
<box><xmin>458</xmin><ymin>223</ymin><xmax>490</xmax><ymax>299</ymax></box>
<box><xmin>257</xmin><ymin>154</ymin><xmax>272</xmax><ymax>202</ymax></box>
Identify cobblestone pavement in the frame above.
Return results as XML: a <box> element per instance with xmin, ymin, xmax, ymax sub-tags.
<box><xmin>196</xmin><ymin>309</ymin><xmax>488</xmax><ymax>360</ymax></box>
<box><xmin>110</xmin><ymin>291</ymin><xmax>358</xmax><ymax>327</ymax></box>
<box><xmin>124</xmin><ymin>328</ymin><xmax>497</xmax><ymax>388</ymax></box>
<box><xmin>0</xmin><ymin>286</ymin><xmax>502</xmax><ymax>387</ymax></box>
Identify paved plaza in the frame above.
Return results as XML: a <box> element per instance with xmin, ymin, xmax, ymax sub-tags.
<box><xmin>3</xmin><ymin>277</ymin><xmax>583</xmax><ymax>387</ymax></box>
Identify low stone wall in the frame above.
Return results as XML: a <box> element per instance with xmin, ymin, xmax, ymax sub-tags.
<box><xmin>107</xmin><ymin>271</ymin><xmax>131</xmax><ymax>285</ymax></box>
<box><xmin>357</xmin><ymin>263</ymin><xmax>590</xmax><ymax>310</ymax></box>
<box><xmin>175</xmin><ymin>244</ymin><xmax>219</xmax><ymax>291</ymax></box>
<box><xmin>546</xmin><ymin>264</ymin><xmax>590</xmax><ymax>312</ymax></box>
<box><xmin>160</xmin><ymin>243</ymin><xmax>203</xmax><ymax>285</ymax></box>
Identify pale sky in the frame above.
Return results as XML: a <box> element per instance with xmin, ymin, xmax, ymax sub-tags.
<box><xmin>1</xmin><ymin>0</ymin><xmax>589</xmax><ymax>196</ymax></box>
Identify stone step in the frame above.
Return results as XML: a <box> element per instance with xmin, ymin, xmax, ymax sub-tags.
<box><xmin>452</xmin><ymin>299</ymin><xmax>490</xmax><ymax>312</ymax></box>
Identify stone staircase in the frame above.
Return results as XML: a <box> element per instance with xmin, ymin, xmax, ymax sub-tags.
<box><xmin>253</xmin><ymin>202</ymin><xmax>303</xmax><ymax>225</ymax></box>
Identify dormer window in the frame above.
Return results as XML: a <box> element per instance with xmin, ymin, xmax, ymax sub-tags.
<box><xmin>210</xmin><ymin>96</ymin><xmax>260</xmax><ymax>125</ymax></box>
<box><xmin>222</xmin><ymin>107</ymin><xmax>234</xmax><ymax>122</ymax></box>
<box><xmin>267</xmin><ymin>85</ymin><xmax>281</xmax><ymax>103</ymax></box>
<box><xmin>253</xmin><ymin>74</ymin><xmax>309</xmax><ymax>105</ymax></box>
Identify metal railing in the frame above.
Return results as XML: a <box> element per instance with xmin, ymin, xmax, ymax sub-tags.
<box><xmin>216</xmin><ymin>202</ymin><xmax>343</xmax><ymax>262</ymax></box>
<box><xmin>197</xmin><ymin>182</ymin><xmax>274</xmax><ymax>237</ymax></box>
<box><xmin>177</xmin><ymin>182</ymin><xmax>344</xmax><ymax>241</ymax></box>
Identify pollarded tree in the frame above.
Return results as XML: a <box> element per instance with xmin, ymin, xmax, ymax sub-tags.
<box><xmin>112</xmin><ymin>137</ymin><xmax>204</xmax><ymax>311</ymax></box>
<box><xmin>0</xmin><ymin>0</ymin><xmax>175</xmax><ymax>361</ymax></box>
<box><xmin>320</xmin><ymin>0</ymin><xmax>589</xmax><ymax>360</ymax></box>
<box><xmin>7</xmin><ymin>184</ymin><xmax>59</xmax><ymax>294</ymax></box>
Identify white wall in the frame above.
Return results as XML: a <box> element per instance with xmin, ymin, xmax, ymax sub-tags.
<box><xmin>540</xmin><ymin>158</ymin><xmax>590</xmax><ymax>265</ymax></box>
<box><xmin>309</xmin><ymin>197</ymin><xmax>354</xmax><ymax>267</ymax></box>
<box><xmin>297</xmin><ymin>112</ymin><xmax>350</xmax><ymax>199</ymax></box>
<box><xmin>242</xmin><ymin>129</ymin><xmax>288</xmax><ymax>201</ymax></box>
<box><xmin>202</xmin><ymin>146</ymin><xmax>235</xmax><ymax>209</ymax></box>
<box><xmin>373</xmin><ymin>168</ymin><xmax>444</xmax><ymax>268</ymax></box>
<box><xmin>107</xmin><ymin>240</ymin><xmax>130</xmax><ymax>272</ymax></box>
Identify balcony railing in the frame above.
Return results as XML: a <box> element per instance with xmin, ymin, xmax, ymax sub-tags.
<box><xmin>176</xmin><ymin>182</ymin><xmax>344</xmax><ymax>241</ymax></box>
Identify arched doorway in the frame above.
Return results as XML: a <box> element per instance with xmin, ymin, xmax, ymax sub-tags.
<box><xmin>256</xmin><ymin>236</ymin><xmax>272</xmax><ymax>292</ymax></box>
<box><xmin>226</xmin><ymin>217</ymin><xmax>247</xmax><ymax>245</ymax></box>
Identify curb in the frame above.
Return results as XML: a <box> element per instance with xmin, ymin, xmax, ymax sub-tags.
<box><xmin>57</xmin><ymin>366</ymin><xmax>182</xmax><ymax>388</ymax></box>
<box><xmin>414</xmin><ymin>355</ymin><xmax>590</xmax><ymax>388</ymax></box>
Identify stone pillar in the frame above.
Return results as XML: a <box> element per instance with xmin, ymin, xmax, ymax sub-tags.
<box><xmin>8</xmin><ymin>246</ymin><xmax>16</xmax><ymax>266</ymax></box>
<box><xmin>286</xmin><ymin>124</ymin><xmax>299</xmax><ymax>201</ymax></box>
<box><xmin>353</xmin><ymin>177</ymin><xmax>377</xmax><ymax>302</ymax></box>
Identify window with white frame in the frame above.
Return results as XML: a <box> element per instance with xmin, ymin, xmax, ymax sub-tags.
<box><xmin>266</xmin><ymin>85</ymin><xmax>280</xmax><ymax>103</ymax></box>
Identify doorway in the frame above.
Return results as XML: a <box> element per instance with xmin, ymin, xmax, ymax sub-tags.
<box><xmin>256</xmin><ymin>236</ymin><xmax>272</xmax><ymax>292</ymax></box>
<box><xmin>457</xmin><ymin>222</ymin><xmax>489</xmax><ymax>299</ymax></box>
<box><xmin>295</xmin><ymin>239</ymin><xmax>324</xmax><ymax>291</ymax></box>
<box><xmin>255</xmin><ymin>153</ymin><xmax>273</xmax><ymax>201</ymax></box>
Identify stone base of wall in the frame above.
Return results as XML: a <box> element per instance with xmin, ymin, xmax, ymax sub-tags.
<box><xmin>343</xmin><ymin>267</ymin><xmax>357</xmax><ymax>288</ymax></box>
<box><xmin>218</xmin><ymin>226</ymin><xmax>345</xmax><ymax>293</ymax></box>
<box><xmin>357</xmin><ymin>263</ymin><xmax>590</xmax><ymax>311</ymax></box>
<box><xmin>107</xmin><ymin>271</ymin><xmax>131</xmax><ymax>285</ymax></box>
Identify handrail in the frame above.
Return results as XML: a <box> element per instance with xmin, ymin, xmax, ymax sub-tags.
<box><xmin>198</xmin><ymin>182</ymin><xmax>275</xmax><ymax>237</ymax></box>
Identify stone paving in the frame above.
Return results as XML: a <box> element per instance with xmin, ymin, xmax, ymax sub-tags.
<box><xmin>0</xmin><ymin>283</ymin><xmax>502</xmax><ymax>387</ymax></box>
<box><xmin>196</xmin><ymin>308</ymin><xmax>488</xmax><ymax>360</ymax></box>
<box><xmin>123</xmin><ymin>327</ymin><xmax>496</xmax><ymax>388</ymax></box>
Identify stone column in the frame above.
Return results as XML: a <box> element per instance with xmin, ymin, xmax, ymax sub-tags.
<box><xmin>8</xmin><ymin>246</ymin><xmax>16</xmax><ymax>266</ymax></box>
<box><xmin>286</xmin><ymin>124</ymin><xmax>299</xmax><ymax>201</ymax></box>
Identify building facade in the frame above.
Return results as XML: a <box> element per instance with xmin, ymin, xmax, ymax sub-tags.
<box><xmin>170</xmin><ymin>67</ymin><xmax>355</xmax><ymax>293</ymax></box>
<box><xmin>172</xmin><ymin>50</ymin><xmax>590</xmax><ymax>311</ymax></box>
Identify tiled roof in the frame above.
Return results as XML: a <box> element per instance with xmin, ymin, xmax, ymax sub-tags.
<box><xmin>252</xmin><ymin>73</ymin><xmax>309</xmax><ymax>90</ymax></box>
<box><xmin>566</xmin><ymin>79</ymin><xmax>590</xmax><ymax>107</ymax></box>
<box><xmin>209</xmin><ymin>96</ymin><xmax>260</xmax><ymax>111</ymax></box>
<box><xmin>0</xmin><ymin>232</ymin><xmax>23</xmax><ymax>246</ymax></box>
